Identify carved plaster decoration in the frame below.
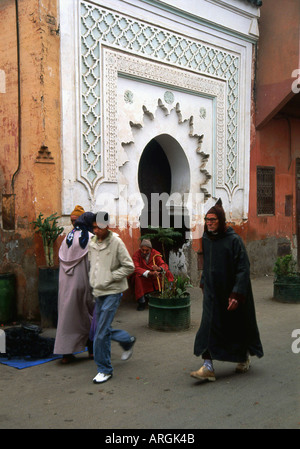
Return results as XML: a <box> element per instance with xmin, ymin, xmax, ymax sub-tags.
<box><xmin>199</xmin><ymin>107</ymin><xmax>207</xmax><ymax>119</ymax></box>
<box><xmin>164</xmin><ymin>91</ymin><xmax>175</xmax><ymax>104</ymax></box>
<box><xmin>119</xmin><ymin>98</ymin><xmax>210</xmax><ymax>229</ymax></box>
<box><xmin>35</xmin><ymin>145</ymin><xmax>54</xmax><ymax>164</ymax></box>
<box><xmin>103</xmin><ymin>49</ymin><xmax>225</xmax><ymax>195</ymax></box>
<box><xmin>79</xmin><ymin>1</ymin><xmax>240</xmax><ymax>199</ymax></box>
<box><xmin>124</xmin><ymin>90</ymin><xmax>134</xmax><ymax>104</ymax></box>
<box><xmin>125</xmin><ymin>99</ymin><xmax>209</xmax><ymax>196</ymax></box>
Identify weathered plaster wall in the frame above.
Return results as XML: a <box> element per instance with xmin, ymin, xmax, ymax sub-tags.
<box><xmin>246</xmin><ymin>0</ymin><xmax>300</xmax><ymax>274</ymax></box>
<box><xmin>0</xmin><ymin>0</ymin><xmax>61</xmax><ymax>320</ymax></box>
<box><xmin>0</xmin><ymin>0</ymin><xmax>18</xmax><ymax>195</ymax></box>
<box><xmin>245</xmin><ymin>117</ymin><xmax>300</xmax><ymax>274</ymax></box>
<box><xmin>255</xmin><ymin>0</ymin><xmax>300</xmax><ymax>127</ymax></box>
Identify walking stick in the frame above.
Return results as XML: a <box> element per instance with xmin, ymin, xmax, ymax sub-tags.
<box><xmin>153</xmin><ymin>253</ymin><xmax>163</xmax><ymax>292</ymax></box>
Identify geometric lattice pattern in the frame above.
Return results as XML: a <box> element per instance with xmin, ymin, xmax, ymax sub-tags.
<box><xmin>80</xmin><ymin>1</ymin><xmax>239</xmax><ymax>192</ymax></box>
<box><xmin>257</xmin><ymin>167</ymin><xmax>275</xmax><ymax>215</ymax></box>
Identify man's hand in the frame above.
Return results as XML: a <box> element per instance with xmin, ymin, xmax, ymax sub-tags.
<box><xmin>152</xmin><ymin>264</ymin><xmax>162</xmax><ymax>272</ymax></box>
<box><xmin>227</xmin><ymin>298</ymin><xmax>238</xmax><ymax>311</ymax></box>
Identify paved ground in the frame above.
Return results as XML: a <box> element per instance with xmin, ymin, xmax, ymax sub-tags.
<box><xmin>0</xmin><ymin>276</ymin><xmax>299</xmax><ymax>430</ymax></box>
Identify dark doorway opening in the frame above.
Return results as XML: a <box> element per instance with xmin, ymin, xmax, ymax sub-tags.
<box><xmin>138</xmin><ymin>137</ymin><xmax>189</xmax><ymax>259</ymax></box>
<box><xmin>138</xmin><ymin>138</ymin><xmax>171</xmax><ymax>228</ymax></box>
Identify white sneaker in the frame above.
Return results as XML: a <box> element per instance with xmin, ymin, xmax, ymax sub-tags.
<box><xmin>93</xmin><ymin>372</ymin><xmax>112</xmax><ymax>384</ymax></box>
<box><xmin>121</xmin><ymin>337</ymin><xmax>136</xmax><ymax>361</ymax></box>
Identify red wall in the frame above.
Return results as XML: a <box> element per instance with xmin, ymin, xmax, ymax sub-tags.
<box><xmin>256</xmin><ymin>0</ymin><xmax>300</xmax><ymax>128</ymax></box>
<box><xmin>248</xmin><ymin>117</ymin><xmax>300</xmax><ymax>244</ymax></box>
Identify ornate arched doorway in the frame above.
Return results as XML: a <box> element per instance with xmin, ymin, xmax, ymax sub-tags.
<box><xmin>138</xmin><ymin>134</ymin><xmax>190</xmax><ymax>253</ymax></box>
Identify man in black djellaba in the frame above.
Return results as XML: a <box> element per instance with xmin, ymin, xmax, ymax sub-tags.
<box><xmin>191</xmin><ymin>199</ymin><xmax>263</xmax><ymax>382</ymax></box>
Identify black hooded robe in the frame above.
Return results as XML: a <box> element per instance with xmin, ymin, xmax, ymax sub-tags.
<box><xmin>194</xmin><ymin>227</ymin><xmax>263</xmax><ymax>363</ymax></box>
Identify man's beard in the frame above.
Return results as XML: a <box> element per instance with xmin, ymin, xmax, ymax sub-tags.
<box><xmin>142</xmin><ymin>253</ymin><xmax>150</xmax><ymax>263</ymax></box>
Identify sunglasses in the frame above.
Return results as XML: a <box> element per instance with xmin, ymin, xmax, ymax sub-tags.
<box><xmin>205</xmin><ymin>217</ymin><xmax>218</xmax><ymax>223</ymax></box>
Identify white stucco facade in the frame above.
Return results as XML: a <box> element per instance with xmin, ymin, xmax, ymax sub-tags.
<box><xmin>59</xmin><ymin>0</ymin><xmax>260</xmax><ymax>235</ymax></box>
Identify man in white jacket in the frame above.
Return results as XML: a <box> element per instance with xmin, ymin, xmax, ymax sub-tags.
<box><xmin>88</xmin><ymin>212</ymin><xmax>135</xmax><ymax>384</ymax></box>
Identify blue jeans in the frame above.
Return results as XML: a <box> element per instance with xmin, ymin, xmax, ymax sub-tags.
<box><xmin>93</xmin><ymin>293</ymin><xmax>133</xmax><ymax>374</ymax></box>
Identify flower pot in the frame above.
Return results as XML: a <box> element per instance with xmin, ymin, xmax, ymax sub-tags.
<box><xmin>38</xmin><ymin>267</ymin><xmax>59</xmax><ymax>328</ymax></box>
<box><xmin>273</xmin><ymin>276</ymin><xmax>300</xmax><ymax>303</ymax></box>
<box><xmin>0</xmin><ymin>273</ymin><xmax>16</xmax><ymax>323</ymax></box>
<box><xmin>147</xmin><ymin>293</ymin><xmax>191</xmax><ymax>331</ymax></box>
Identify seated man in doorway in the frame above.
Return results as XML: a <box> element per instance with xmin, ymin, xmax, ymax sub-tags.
<box><xmin>131</xmin><ymin>239</ymin><xmax>174</xmax><ymax>310</ymax></box>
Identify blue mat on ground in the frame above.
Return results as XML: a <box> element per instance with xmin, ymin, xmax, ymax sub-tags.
<box><xmin>0</xmin><ymin>325</ymin><xmax>88</xmax><ymax>369</ymax></box>
<box><xmin>0</xmin><ymin>349</ymin><xmax>88</xmax><ymax>369</ymax></box>
<box><xmin>0</xmin><ymin>355</ymin><xmax>62</xmax><ymax>369</ymax></box>
<box><xmin>0</xmin><ymin>325</ymin><xmax>60</xmax><ymax>369</ymax></box>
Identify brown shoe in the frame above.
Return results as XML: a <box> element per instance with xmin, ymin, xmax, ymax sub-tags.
<box><xmin>190</xmin><ymin>365</ymin><xmax>216</xmax><ymax>381</ymax></box>
<box><xmin>235</xmin><ymin>357</ymin><xmax>251</xmax><ymax>373</ymax></box>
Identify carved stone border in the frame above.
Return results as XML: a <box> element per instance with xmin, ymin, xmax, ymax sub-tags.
<box><xmin>102</xmin><ymin>48</ymin><xmax>226</xmax><ymax>188</ymax></box>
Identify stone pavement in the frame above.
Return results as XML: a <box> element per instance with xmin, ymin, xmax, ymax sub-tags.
<box><xmin>0</xmin><ymin>276</ymin><xmax>299</xmax><ymax>430</ymax></box>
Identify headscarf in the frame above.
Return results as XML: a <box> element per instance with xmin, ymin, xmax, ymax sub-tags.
<box><xmin>204</xmin><ymin>198</ymin><xmax>227</xmax><ymax>238</ymax></box>
<box><xmin>66</xmin><ymin>212</ymin><xmax>95</xmax><ymax>249</ymax></box>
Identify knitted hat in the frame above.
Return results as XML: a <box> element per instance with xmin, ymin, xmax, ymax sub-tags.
<box><xmin>205</xmin><ymin>198</ymin><xmax>226</xmax><ymax>234</ymax></box>
<box><xmin>140</xmin><ymin>239</ymin><xmax>152</xmax><ymax>248</ymax></box>
<box><xmin>71</xmin><ymin>205</ymin><xmax>85</xmax><ymax>217</ymax></box>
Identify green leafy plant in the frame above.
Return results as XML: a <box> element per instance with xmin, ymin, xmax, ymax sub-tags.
<box><xmin>140</xmin><ymin>226</ymin><xmax>182</xmax><ymax>261</ymax></box>
<box><xmin>273</xmin><ymin>254</ymin><xmax>298</xmax><ymax>279</ymax></box>
<box><xmin>157</xmin><ymin>274</ymin><xmax>192</xmax><ymax>299</ymax></box>
<box><xmin>141</xmin><ymin>227</ymin><xmax>191</xmax><ymax>301</ymax></box>
<box><xmin>31</xmin><ymin>213</ymin><xmax>64</xmax><ymax>267</ymax></box>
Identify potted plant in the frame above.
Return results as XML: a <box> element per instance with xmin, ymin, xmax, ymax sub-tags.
<box><xmin>32</xmin><ymin>212</ymin><xmax>64</xmax><ymax>267</ymax></box>
<box><xmin>31</xmin><ymin>213</ymin><xmax>64</xmax><ymax>327</ymax></box>
<box><xmin>273</xmin><ymin>254</ymin><xmax>300</xmax><ymax>303</ymax></box>
<box><xmin>147</xmin><ymin>274</ymin><xmax>192</xmax><ymax>331</ymax></box>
